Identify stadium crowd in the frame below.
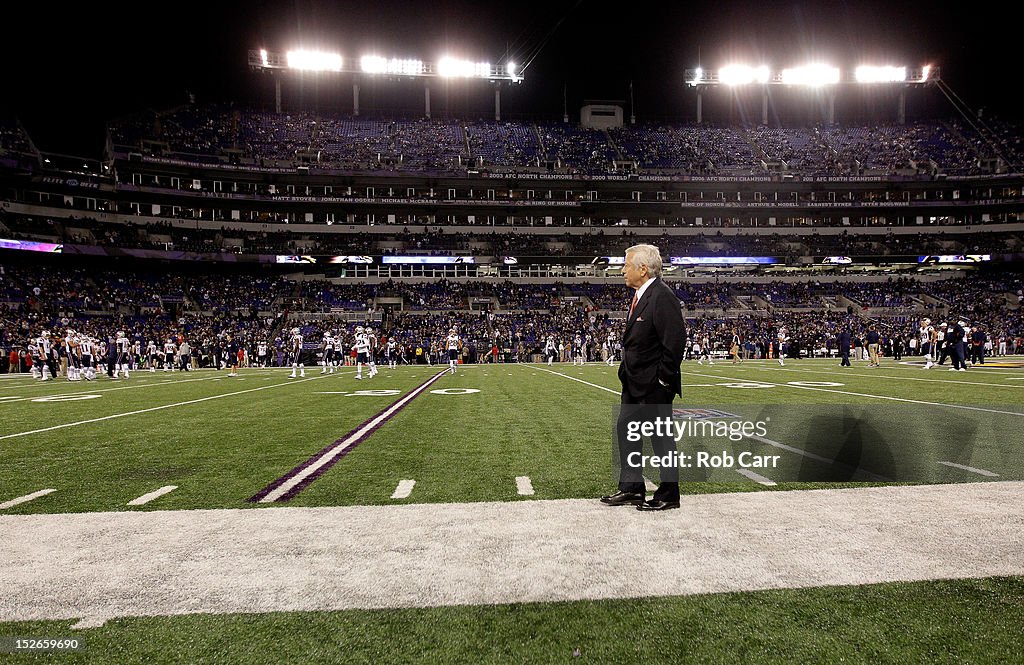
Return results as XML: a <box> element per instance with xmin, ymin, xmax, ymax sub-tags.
<box><xmin>2</xmin><ymin>259</ymin><xmax>1021</xmax><ymax>376</ymax></box>
<box><xmin>104</xmin><ymin>106</ymin><xmax>1023</xmax><ymax>177</ymax></box>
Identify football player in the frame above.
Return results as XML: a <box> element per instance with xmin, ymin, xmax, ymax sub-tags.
<box><xmin>320</xmin><ymin>330</ymin><xmax>335</xmax><ymax>374</ymax></box>
<box><xmin>64</xmin><ymin>329</ymin><xmax>81</xmax><ymax>381</ymax></box>
<box><xmin>573</xmin><ymin>334</ymin><xmax>585</xmax><ymax>366</ymax></box>
<box><xmin>257</xmin><ymin>339</ymin><xmax>269</xmax><ymax>368</ymax></box>
<box><xmin>919</xmin><ymin>317</ymin><xmax>935</xmax><ymax>369</ymax></box>
<box><xmin>79</xmin><ymin>334</ymin><xmax>97</xmax><ymax>381</ymax></box>
<box><xmin>112</xmin><ymin>331</ymin><xmax>131</xmax><ymax>379</ymax></box>
<box><xmin>365</xmin><ymin>327</ymin><xmax>379</xmax><ymax>377</ymax></box>
<box><xmin>288</xmin><ymin>327</ymin><xmax>306</xmax><ymax>378</ymax></box>
<box><xmin>163</xmin><ymin>338</ymin><xmax>177</xmax><ymax>372</ymax></box>
<box><xmin>385</xmin><ymin>337</ymin><xmax>398</xmax><ymax>369</ymax></box>
<box><xmin>36</xmin><ymin>331</ymin><xmax>54</xmax><ymax>381</ymax></box>
<box><xmin>545</xmin><ymin>335</ymin><xmax>558</xmax><ymax>366</ymax></box>
<box><xmin>776</xmin><ymin>327</ymin><xmax>789</xmax><ymax>366</ymax></box>
<box><xmin>352</xmin><ymin>326</ymin><xmax>372</xmax><ymax>379</ymax></box>
<box><xmin>445</xmin><ymin>328</ymin><xmax>461</xmax><ymax>374</ymax></box>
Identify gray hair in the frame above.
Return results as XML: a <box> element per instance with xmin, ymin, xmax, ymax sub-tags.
<box><xmin>625</xmin><ymin>244</ymin><xmax>663</xmax><ymax>278</ymax></box>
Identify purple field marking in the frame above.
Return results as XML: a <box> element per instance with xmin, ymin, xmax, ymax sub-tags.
<box><xmin>248</xmin><ymin>369</ymin><xmax>450</xmax><ymax>503</ymax></box>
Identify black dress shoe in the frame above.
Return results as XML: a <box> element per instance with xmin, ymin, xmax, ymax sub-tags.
<box><xmin>600</xmin><ymin>490</ymin><xmax>644</xmax><ymax>506</ymax></box>
<box><xmin>636</xmin><ymin>499</ymin><xmax>680</xmax><ymax>511</ymax></box>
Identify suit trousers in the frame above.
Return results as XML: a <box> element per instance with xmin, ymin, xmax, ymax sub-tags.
<box><xmin>616</xmin><ymin>383</ymin><xmax>680</xmax><ymax>502</ymax></box>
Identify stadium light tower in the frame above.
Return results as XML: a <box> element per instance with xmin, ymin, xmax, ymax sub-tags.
<box><xmin>250</xmin><ymin>49</ymin><xmax>521</xmax><ymax>119</ymax></box>
<box><xmin>683</xmin><ymin>63</ymin><xmax>938</xmax><ymax>124</ymax></box>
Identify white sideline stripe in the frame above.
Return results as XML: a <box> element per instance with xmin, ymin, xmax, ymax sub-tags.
<box><xmin>127</xmin><ymin>485</ymin><xmax>178</xmax><ymax>506</ymax></box>
<box><xmin>258</xmin><ymin>371</ymin><xmax>448</xmax><ymax>503</ymax></box>
<box><xmin>516</xmin><ymin>476</ymin><xmax>535</xmax><ymax>496</ymax></box>
<box><xmin>529</xmin><ymin>365</ymin><xmax>619</xmax><ymax>395</ymax></box>
<box><xmin>0</xmin><ymin>488</ymin><xmax>56</xmax><ymax>510</ymax></box>
<box><xmin>0</xmin><ymin>375</ymin><xmax>331</xmax><ymax>442</ymax></box>
<box><xmin>72</xmin><ymin>617</ymin><xmax>108</xmax><ymax>630</ymax></box>
<box><xmin>736</xmin><ymin>469</ymin><xmax>777</xmax><ymax>486</ymax></box>
<box><xmin>391</xmin><ymin>480</ymin><xmax>416</xmax><ymax>499</ymax></box>
<box><xmin>938</xmin><ymin>461</ymin><xmax>1000</xmax><ymax>478</ymax></box>
<box><xmin>683</xmin><ymin>369</ymin><xmax>1024</xmax><ymax>418</ymax></box>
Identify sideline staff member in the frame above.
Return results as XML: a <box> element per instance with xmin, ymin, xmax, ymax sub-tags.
<box><xmin>601</xmin><ymin>244</ymin><xmax>687</xmax><ymax>512</ymax></box>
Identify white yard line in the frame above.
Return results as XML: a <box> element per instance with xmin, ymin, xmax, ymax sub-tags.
<box><xmin>760</xmin><ymin>365</ymin><xmax>1024</xmax><ymax>389</ymax></box>
<box><xmin>682</xmin><ymin>369</ymin><xmax>1024</xmax><ymax>418</ymax></box>
<box><xmin>0</xmin><ymin>375</ymin><xmax>331</xmax><ymax>442</ymax></box>
<box><xmin>0</xmin><ymin>489</ymin><xmax>56</xmax><ymax>510</ymax></box>
<box><xmin>0</xmin><ymin>373</ymin><xmax>239</xmax><ymax>402</ymax></box>
<box><xmin>938</xmin><ymin>461</ymin><xmax>1000</xmax><ymax>478</ymax></box>
<box><xmin>127</xmin><ymin>486</ymin><xmax>178</xmax><ymax>506</ymax></box>
<box><xmin>391</xmin><ymin>480</ymin><xmax>417</xmax><ymax>499</ymax></box>
<box><xmin>528</xmin><ymin>365</ymin><xmax>620</xmax><ymax>395</ymax></box>
<box><xmin>2</xmin><ymin>482</ymin><xmax>1022</xmax><ymax>622</ymax></box>
<box><xmin>736</xmin><ymin>469</ymin><xmax>777</xmax><ymax>486</ymax></box>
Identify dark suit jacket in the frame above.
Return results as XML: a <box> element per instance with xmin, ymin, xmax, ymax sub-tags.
<box><xmin>838</xmin><ymin>330</ymin><xmax>852</xmax><ymax>351</ymax></box>
<box><xmin>618</xmin><ymin>277</ymin><xmax>687</xmax><ymax>398</ymax></box>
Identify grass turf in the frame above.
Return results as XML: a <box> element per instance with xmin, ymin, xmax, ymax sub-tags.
<box><xmin>1</xmin><ymin>359</ymin><xmax>1023</xmax><ymax>513</ymax></box>
<box><xmin>1</xmin><ymin>576</ymin><xmax>1021</xmax><ymax>664</ymax></box>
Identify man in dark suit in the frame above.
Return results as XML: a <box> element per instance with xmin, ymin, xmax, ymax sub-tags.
<box><xmin>601</xmin><ymin>244</ymin><xmax>687</xmax><ymax>512</ymax></box>
<box><xmin>838</xmin><ymin>327</ymin><xmax>852</xmax><ymax>367</ymax></box>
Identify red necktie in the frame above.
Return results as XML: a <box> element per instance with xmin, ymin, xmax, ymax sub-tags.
<box><xmin>629</xmin><ymin>293</ymin><xmax>638</xmax><ymax>319</ymax></box>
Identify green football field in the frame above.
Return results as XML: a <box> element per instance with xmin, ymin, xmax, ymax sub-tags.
<box><xmin>2</xmin><ymin>357</ymin><xmax>1022</xmax><ymax>513</ymax></box>
<box><xmin>2</xmin><ymin>358</ymin><xmax>1023</xmax><ymax>663</ymax></box>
